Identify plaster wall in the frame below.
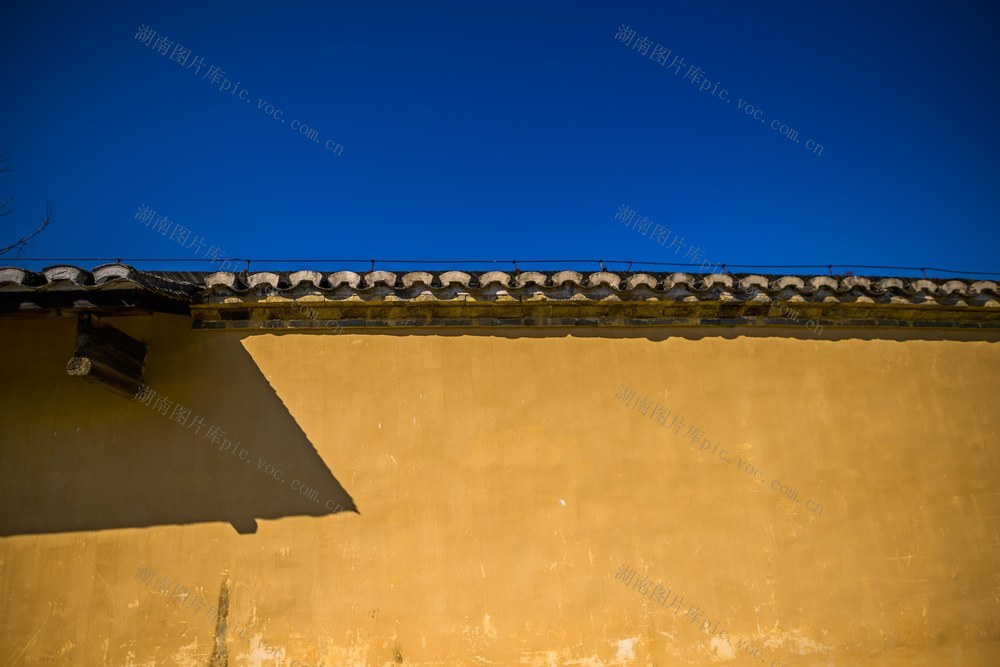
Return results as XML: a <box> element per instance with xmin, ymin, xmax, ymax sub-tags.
<box><xmin>0</xmin><ymin>315</ymin><xmax>997</xmax><ymax>665</ymax></box>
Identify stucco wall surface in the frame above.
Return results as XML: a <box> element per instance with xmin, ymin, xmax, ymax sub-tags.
<box><xmin>0</xmin><ymin>315</ymin><xmax>998</xmax><ymax>666</ymax></box>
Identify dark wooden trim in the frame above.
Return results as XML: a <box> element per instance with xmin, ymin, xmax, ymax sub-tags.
<box><xmin>0</xmin><ymin>290</ymin><xmax>190</xmax><ymax>316</ymax></box>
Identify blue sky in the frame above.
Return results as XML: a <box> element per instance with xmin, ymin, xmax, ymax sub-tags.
<box><xmin>1</xmin><ymin>1</ymin><xmax>997</xmax><ymax>278</ymax></box>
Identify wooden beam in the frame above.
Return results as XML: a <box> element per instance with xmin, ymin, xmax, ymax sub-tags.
<box><xmin>66</xmin><ymin>356</ymin><xmax>143</xmax><ymax>398</ymax></box>
<box><xmin>66</xmin><ymin>315</ymin><xmax>147</xmax><ymax>398</ymax></box>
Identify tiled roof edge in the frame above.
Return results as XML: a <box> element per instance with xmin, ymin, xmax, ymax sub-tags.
<box><xmin>5</xmin><ymin>265</ymin><xmax>1000</xmax><ymax>332</ymax></box>
<box><xmin>2</xmin><ymin>265</ymin><xmax>996</xmax><ymax>298</ymax></box>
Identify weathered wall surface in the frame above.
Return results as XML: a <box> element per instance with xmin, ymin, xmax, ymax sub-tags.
<box><xmin>0</xmin><ymin>315</ymin><xmax>998</xmax><ymax>665</ymax></box>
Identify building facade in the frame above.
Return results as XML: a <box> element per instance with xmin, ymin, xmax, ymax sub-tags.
<box><xmin>1</xmin><ymin>265</ymin><xmax>998</xmax><ymax>665</ymax></box>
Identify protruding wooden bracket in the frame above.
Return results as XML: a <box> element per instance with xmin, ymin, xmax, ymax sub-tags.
<box><xmin>66</xmin><ymin>315</ymin><xmax>147</xmax><ymax>398</ymax></box>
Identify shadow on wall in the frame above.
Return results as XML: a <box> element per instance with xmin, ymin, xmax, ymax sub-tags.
<box><xmin>0</xmin><ymin>314</ymin><xmax>356</xmax><ymax>536</ymax></box>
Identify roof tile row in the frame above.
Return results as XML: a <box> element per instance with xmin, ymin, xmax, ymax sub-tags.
<box><xmin>2</xmin><ymin>264</ymin><xmax>996</xmax><ymax>294</ymax></box>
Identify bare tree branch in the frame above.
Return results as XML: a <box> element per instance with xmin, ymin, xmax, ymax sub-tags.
<box><xmin>0</xmin><ymin>151</ymin><xmax>53</xmax><ymax>256</ymax></box>
<box><xmin>0</xmin><ymin>200</ymin><xmax>53</xmax><ymax>257</ymax></box>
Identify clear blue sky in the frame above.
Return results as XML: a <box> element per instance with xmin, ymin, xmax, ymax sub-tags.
<box><xmin>1</xmin><ymin>1</ymin><xmax>997</xmax><ymax>278</ymax></box>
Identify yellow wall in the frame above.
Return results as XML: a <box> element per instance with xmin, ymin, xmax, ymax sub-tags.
<box><xmin>1</xmin><ymin>315</ymin><xmax>998</xmax><ymax>665</ymax></box>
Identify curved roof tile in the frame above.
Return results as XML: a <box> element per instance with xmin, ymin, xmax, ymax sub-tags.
<box><xmin>0</xmin><ymin>265</ymin><xmax>996</xmax><ymax>325</ymax></box>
